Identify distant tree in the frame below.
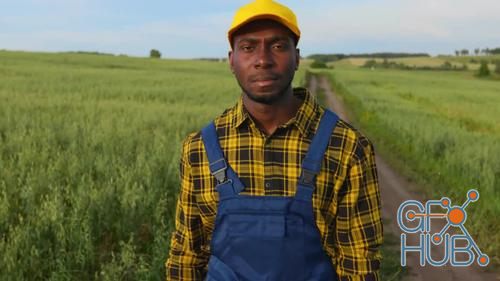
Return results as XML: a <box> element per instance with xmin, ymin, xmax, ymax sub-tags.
<box><xmin>363</xmin><ymin>59</ymin><xmax>377</xmax><ymax>68</ymax></box>
<box><xmin>441</xmin><ymin>61</ymin><xmax>452</xmax><ymax>69</ymax></box>
<box><xmin>310</xmin><ymin>60</ymin><xmax>329</xmax><ymax>69</ymax></box>
<box><xmin>307</xmin><ymin>52</ymin><xmax>429</xmax><ymax>61</ymax></box>
<box><xmin>150</xmin><ymin>49</ymin><xmax>161</xmax><ymax>58</ymax></box>
<box><xmin>455</xmin><ymin>50</ymin><xmax>460</xmax><ymax>56</ymax></box>
<box><xmin>307</xmin><ymin>54</ymin><xmax>340</xmax><ymax>63</ymax></box>
<box><xmin>477</xmin><ymin>61</ymin><xmax>490</xmax><ymax>77</ymax></box>
<box><xmin>474</xmin><ymin>48</ymin><xmax>480</xmax><ymax>56</ymax></box>
<box><xmin>495</xmin><ymin>61</ymin><xmax>500</xmax><ymax>75</ymax></box>
<box><xmin>490</xmin><ymin>47</ymin><xmax>500</xmax><ymax>55</ymax></box>
<box><xmin>461</xmin><ymin>49</ymin><xmax>469</xmax><ymax>56</ymax></box>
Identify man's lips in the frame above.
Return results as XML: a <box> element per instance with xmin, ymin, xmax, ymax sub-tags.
<box><xmin>254</xmin><ymin>79</ymin><xmax>276</xmax><ymax>87</ymax></box>
<box><xmin>250</xmin><ymin>73</ymin><xmax>279</xmax><ymax>81</ymax></box>
<box><xmin>251</xmin><ymin>75</ymin><xmax>279</xmax><ymax>87</ymax></box>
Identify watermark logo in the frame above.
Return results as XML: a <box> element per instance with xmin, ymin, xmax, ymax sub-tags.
<box><xmin>397</xmin><ymin>189</ymin><xmax>489</xmax><ymax>267</ymax></box>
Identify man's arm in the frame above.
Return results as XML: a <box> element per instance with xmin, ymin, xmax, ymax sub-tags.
<box><xmin>335</xmin><ymin>137</ymin><xmax>383</xmax><ymax>281</ymax></box>
<box><xmin>166</xmin><ymin>136</ymin><xmax>209</xmax><ymax>281</ymax></box>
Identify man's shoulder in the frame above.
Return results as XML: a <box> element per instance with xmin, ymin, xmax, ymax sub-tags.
<box><xmin>328</xmin><ymin>112</ymin><xmax>375</xmax><ymax>161</ymax></box>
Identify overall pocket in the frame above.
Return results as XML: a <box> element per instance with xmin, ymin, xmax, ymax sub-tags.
<box><xmin>206</xmin><ymin>255</ymin><xmax>240</xmax><ymax>281</ymax></box>
<box><xmin>228</xmin><ymin>213</ymin><xmax>285</xmax><ymax>238</ymax></box>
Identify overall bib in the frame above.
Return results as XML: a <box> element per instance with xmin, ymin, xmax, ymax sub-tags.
<box><xmin>201</xmin><ymin>110</ymin><xmax>339</xmax><ymax>281</ymax></box>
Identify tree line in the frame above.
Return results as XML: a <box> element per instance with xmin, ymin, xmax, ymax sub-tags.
<box><xmin>454</xmin><ymin>47</ymin><xmax>500</xmax><ymax>56</ymax></box>
<box><xmin>306</xmin><ymin>53</ymin><xmax>430</xmax><ymax>63</ymax></box>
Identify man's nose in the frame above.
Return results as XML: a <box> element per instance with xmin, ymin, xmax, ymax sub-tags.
<box><xmin>254</xmin><ymin>45</ymin><xmax>274</xmax><ymax>68</ymax></box>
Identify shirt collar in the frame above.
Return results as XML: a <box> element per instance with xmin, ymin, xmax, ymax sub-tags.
<box><xmin>232</xmin><ymin>95</ymin><xmax>249</xmax><ymax>129</ymax></box>
<box><xmin>230</xmin><ymin>87</ymin><xmax>320</xmax><ymax>137</ymax></box>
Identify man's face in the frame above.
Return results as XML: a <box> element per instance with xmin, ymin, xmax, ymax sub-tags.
<box><xmin>229</xmin><ymin>20</ymin><xmax>300</xmax><ymax>105</ymax></box>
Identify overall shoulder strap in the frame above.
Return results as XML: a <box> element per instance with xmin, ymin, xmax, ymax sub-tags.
<box><xmin>201</xmin><ymin>122</ymin><xmax>245</xmax><ymax>198</ymax></box>
<box><xmin>295</xmin><ymin>109</ymin><xmax>339</xmax><ymax>201</ymax></box>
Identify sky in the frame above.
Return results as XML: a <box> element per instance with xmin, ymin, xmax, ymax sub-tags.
<box><xmin>1</xmin><ymin>0</ymin><xmax>500</xmax><ymax>58</ymax></box>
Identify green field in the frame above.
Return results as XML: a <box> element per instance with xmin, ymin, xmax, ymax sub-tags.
<box><xmin>0</xmin><ymin>51</ymin><xmax>243</xmax><ymax>279</ymax></box>
<box><xmin>333</xmin><ymin>56</ymin><xmax>459</xmax><ymax>67</ymax></box>
<box><xmin>332</xmin><ymin>56</ymin><xmax>456</xmax><ymax>67</ymax></box>
<box><xmin>334</xmin><ymin>55</ymin><xmax>500</xmax><ymax>71</ymax></box>
<box><xmin>319</xmin><ymin>63</ymin><xmax>500</xmax><ymax>266</ymax></box>
<box><xmin>3</xmin><ymin>50</ymin><xmax>496</xmax><ymax>279</ymax></box>
<box><xmin>443</xmin><ymin>54</ymin><xmax>500</xmax><ymax>66</ymax></box>
<box><xmin>0</xmin><ymin>50</ymin><xmax>313</xmax><ymax>280</ymax></box>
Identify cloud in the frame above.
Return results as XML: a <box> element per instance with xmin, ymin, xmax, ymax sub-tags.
<box><xmin>296</xmin><ymin>0</ymin><xmax>500</xmax><ymax>54</ymax></box>
<box><xmin>1</xmin><ymin>0</ymin><xmax>499</xmax><ymax>57</ymax></box>
<box><xmin>0</xmin><ymin>12</ymin><xmax>234</xmax><ymax>57</ymax></box>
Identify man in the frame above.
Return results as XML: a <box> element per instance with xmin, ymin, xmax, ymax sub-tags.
<box><xmin>166</xmin><ymin>0</ymin><xmax>383</xmax><ymax>280</ymax></box>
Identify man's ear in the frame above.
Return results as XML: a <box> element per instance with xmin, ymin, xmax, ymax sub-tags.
<box><xmin>295</xmin><ymin>48</ymin><xmax>300</xmax><ymax>70</ymax></box>
<box><xmin>228</xmin><ymin>50</ymin><xmax>234</xmax><ymax>73</ymax></box>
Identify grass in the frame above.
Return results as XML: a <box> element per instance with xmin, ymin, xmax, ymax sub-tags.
<box><xmin>318</xmin><ymin>65</ymin><xmax>500</xmax><ymax>268</ymax></box>
<box><xmin>0</xmin><ymin>50</ymin><xmax>311</xmax><ymax>280</ymax></box>
<box><xmin>441</xmin><ymin>55</ymin><xmax>500</xmax><ymax>71</ymax></box>
<box><xmin>380</xmin><ymin>225</ymin><xmax>407</xmax><ymax>281</ymax></box>
<box><xmin>0</xmin><ymin>50</ymin><xmax>242</xmax><ymax>280</ymax></box>
<box><xmin>441</xmin><ymin>54</ymin><xmax>500</xmax><ymax>64</ymax></box>
<box><xmin>333</xmin><ymin>56</ymin><xmax>454</xmax><ymax>67</ymax></box>
<box><xmin>333</xmin><ymin>55</ymin><xmax>500</xmax><ymax>71</ymax></box>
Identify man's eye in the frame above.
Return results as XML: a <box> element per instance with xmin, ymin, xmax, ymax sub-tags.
<box><xmin>240</xmin><ymin>46</ymin><xmax>254</xmax><ymax>52</ymax></box>
<box><xmin>272</xmin><ymin>43</ymin><xmax>288</xmax><ymax>51</ymax></box>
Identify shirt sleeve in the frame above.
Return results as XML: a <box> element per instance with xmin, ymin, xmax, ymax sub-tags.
<box><xmin>334</xmin><ymin>138</ymin><xmax>384</xmax><ymax>281</ymax></box>
<box><xmin>166</xmin><ymin>136</ymin><xmax>209</xmax><ymax>281</ymax></box>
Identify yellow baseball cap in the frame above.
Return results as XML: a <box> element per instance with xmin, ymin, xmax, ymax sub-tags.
<box><xmin>228</xmin><ymin>0</ymin><xmax>300</xmax><ymax>46</ymax></box>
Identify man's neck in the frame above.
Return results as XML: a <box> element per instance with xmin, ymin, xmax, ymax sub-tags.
<box><xmin>242</xmin><ymin>89</ymin><xmax>303</xmax><ymax>136</ymax></box>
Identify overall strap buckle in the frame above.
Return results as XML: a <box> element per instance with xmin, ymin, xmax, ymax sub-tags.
<box><xmin>299</xmin><ymin>168</ymin><xmax>317</xmax><ymax>187</ymax></box>
<box><xmin>210</xmin><ymin>158</ymin><xmax>227</xmax><ymax>184</ymax></box>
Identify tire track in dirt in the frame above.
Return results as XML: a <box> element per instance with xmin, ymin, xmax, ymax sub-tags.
<box><xmin>308</xmin><ymin>74</ymin><xmax>498</xmax><ymax>281</ymax></box>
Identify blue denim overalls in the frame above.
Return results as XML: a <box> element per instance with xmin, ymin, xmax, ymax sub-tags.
<box><xmin>201</xmin><ymin>109</ymin><xmax>339</xmax><ymax>281</ymax></box>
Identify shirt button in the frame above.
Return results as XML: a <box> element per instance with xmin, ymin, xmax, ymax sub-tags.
<box><xmin>265</xmin><ymin>182</ymin><xmax>271</xmax><ymax>188</ymax></box>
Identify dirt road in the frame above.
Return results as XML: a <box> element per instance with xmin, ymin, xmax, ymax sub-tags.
<box><xmin>308</xmin><ymin>74</ymin><xmax>498</xmax><ymax>281</ymax></box>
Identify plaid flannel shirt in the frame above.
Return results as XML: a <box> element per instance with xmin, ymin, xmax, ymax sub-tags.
<box><xmin>166</xmin><ymin>88</ymin><xmax>383</xmax><ymax>281</ymax></box>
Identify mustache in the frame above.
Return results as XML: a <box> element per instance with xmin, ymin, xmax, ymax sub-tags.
<box><xmin>249</xmin><ymin>73</ymin><xmax>280</xmax><ymax>82</ymax></box>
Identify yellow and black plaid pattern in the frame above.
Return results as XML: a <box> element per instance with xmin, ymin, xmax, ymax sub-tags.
<box><xmin>166</xmin><ymin>88</ymin><xmax>383</xmax><ymax>281</ymax></box>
